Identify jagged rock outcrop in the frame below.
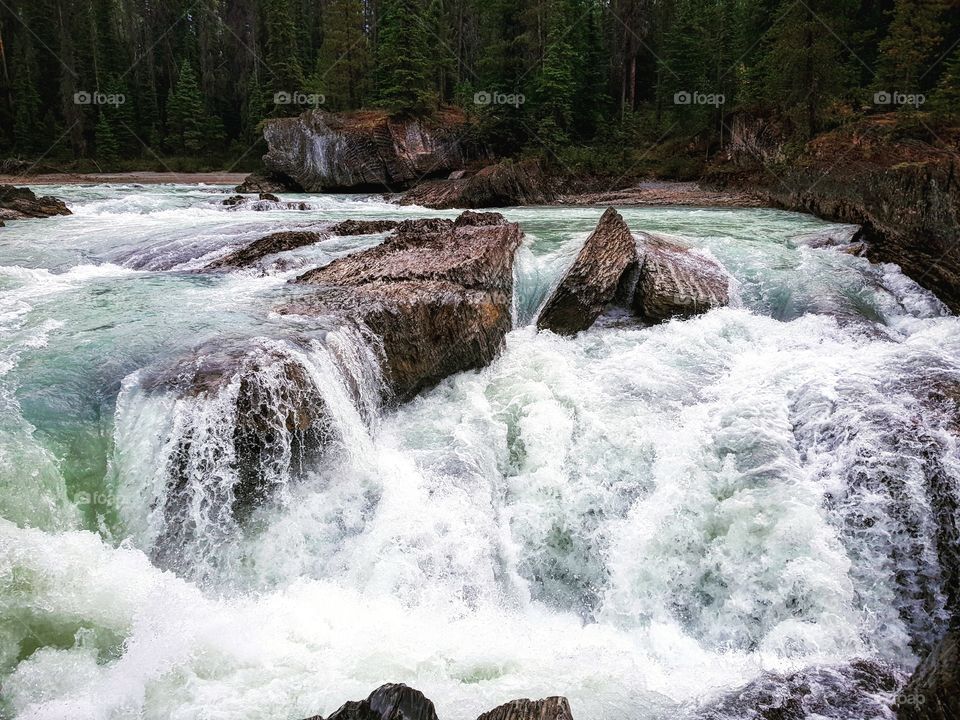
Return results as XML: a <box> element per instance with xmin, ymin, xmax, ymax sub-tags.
<box><xmin>252</xmin><ymin>108</ymin><xmax>471</xmax><ymax>193</ymax></box>
<box><xmin>330</xmin><ymin>219</ymin><xmax>400</xmax><ymax>236</ymax></box>
<box><xmin>633</xmin><ymin>232</ymin><xmax>730</xmax><ymax>322</ymax></box>
<box><xmin>537</xmin><ymin>207</ymin><xmax>638</xmax><ymax>334</ymax></box>
<box><xmin>0</xmin><ymin>184</ymin><xmax>72</xmax><ymax>220</ymax></box>
<box><xmin>476</xmin><ymin>697</ymin><xmax>574</xmax><ymax>720</ymax></box>
<box><xmin>399</xmin><ymin>159</ymin><xmax>555</xmax><ymax>209</ymax></box>
<box><xmin>301</xmin><ymin>686</ymin><xmax>573</xmax><ymax>720</ymax></box>
<box><xmin>304</xmin><ymin>684</ymin><xmax>439</xmax><ymax>720</ymax></box>
<box><xmin>698</xmin><ymin>660</ymin><xmax>901</xmax><ymax>720</ymax></box>
<box><xmin>235</xmin><ymin>169</ymin><xmax>303</xmax><ymax>193</ymax></box>
<box><xmin>221</xmin><ymin>194</ymin><xmax>312</xmax><ymax>211</ymax></box>
<box><xmin>289</xmin><ymin>210</ymin><xmax>522</xmax><ymax>401</ymax></box>
<box><xmin>205</xmin><ymin>230</ymin><xmax>326</xmax><ymax>270</ymax></box>
<box><xmin>896</xmin><ymin>629</ymin><xmax>960</xmax><ymax>720</ymax></box>
<box><xmin>715</xmin><ymin>114</ymin><xmax>960</xmax><ymax>312</ymax></box>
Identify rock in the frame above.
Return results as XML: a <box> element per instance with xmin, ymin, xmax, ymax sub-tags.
<box><xmin>222</xmin><ymin>194</ymin><xmax>247</xmax><ymax>207</ymax></box>
<box><xmin>235</xmin><ymin>169</ymin><xmax>303</xmax><ymax>193</ymax></box>
<box><xmin>0</xmin><ymin>184</ymin><xmax>71</xmax><ymax>219</ymax></box>
<box><xmin>698</xmin><ymin>659</ymin><xmax>901</xmax><ymax>720</ymax></box>
<box><xmin>476</xmin><ymin>697</ymin><xmax>574</xmax><ymax>720</ymax></box>
<box><xmin>896</xmin><ymin>629</ymin><xmax>960</xmax><ymax>720</ymax></box>
<box><xmin>205</xmin><ymin>230</ymin><xmax>326</xmax><ymax>270</ymax></box>
<box><xmin>400</xmin><ymin>159</ymin><xmax>555</xmax><ymax>209</ymax></box>
<box><xmin>259</xmin><ymin>192</ymin><xmax>280</xmax><ymax>202</ymax></box>
<box><xmin>221</xmin><ymin>194</ymin><xmax>313</xmax><ymax>211</ymax></box>
<box><xmin>537</xmin><ymin>207</ymin><xmax>638</xmax><ymax>335</ymax></box>
<box><xmin>329</xmin><ymin>219</ymin><xmax>400</xmax><ymax>236</ymax></box>
<box><xmin>260</xmin><ymin>108</ymin><xmax>471</xmax><ymax>192</ymax></box>
<box><xmin>633</xmin><ymin>232</ymin><xmax>730</xmax><ymax>322</ymax></box>
<box><xmin>289</xmin><ymin>210</ymin><xmax>521</xmax><ymax>401</ymax></box>
<box><xmin>304</xmin><ymin>684</ymin><xmax>439</xmax><ymax>720</ymax></box>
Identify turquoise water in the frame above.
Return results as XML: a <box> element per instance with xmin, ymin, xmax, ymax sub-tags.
<box><xmin>0</xmin><ymin>185</ymin><xmax>956</xmax><ymax>719</ymax></box>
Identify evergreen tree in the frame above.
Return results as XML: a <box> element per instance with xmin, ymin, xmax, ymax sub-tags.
<box><xmin>374</xmin><ymin>0</ymin><xmax>437</xmax><ymax>112</ymax></box>
<box><xmin>95</xmin><ymin>111</ymin><xmax>120</xmax><ymax>165</ymax></box>
<box><xmin>876</xmin><ymin>0</ymin><xmax>948</xmax><ymax>94</ymax></box>
<box><xmin>11</xmin><ymin>40</ymin><xmax>42</xmax><ymax>156</ymax></box>
<box><xmin>264</xmin><ymin>0</ymin><xmax>305</xmax><ymax>96</ymax></box>
<box><xmin>531</xmin><ymin>0</ymin><xmax>578</xmax><ymax>147</ymax></box>
<box><xmin>310</xmin><ymin>0</ymin><xmax>370</xmax><ymax>110</ymax></box>
<box><xmin>930</xmin><ymin>45</ymin><xmax>960</xmax><ymax>118</ymax></box>
<box><xmin>166</xmin><ymin>60</ymin><xmax>210</xmax><ymax>154</ymax></box>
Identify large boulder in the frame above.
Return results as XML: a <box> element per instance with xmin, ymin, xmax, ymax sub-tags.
<box><xmin>633</xmin><ymin>232</ymin><xmax>730</xmax><ymax>322</ymax></box>
<box><xmin>330</xmin><ymin>219</ymin><xmax>400</xmax><ymax>236</ymax></box>
<box><xmin>304</xmin><ymin>684</ymin><xmax>439</xmax><ymax>720</ymax></box>
<box><xmin>256</xmin><ymin>108</ymin><xmax>471</xmax><ymax>192</ymax></box>
<box><xmin>698</xmin><ymin>660</ymin><xmax>900</xmax><ymax>720</ymax></box>
<box><xmin>896</xmin><ymin>629</ymin><xmax>960</xmax><ymax>720</ymax></box>
<box><xmin>537</xmin><ymin>207</ymin><xmax>638</xmax><ymax>334</ymax></box>
<box><xmin>476</xmin><ymin>697</ymin><xmax>574</xmax><ymax>720</ymax></box>
<box><xmin>289</xmin><ymin>210</ymin><xmax>522</xmax><ymax>401</ymax></box>
<box><xmin>0</xmin><ymin>184</ymin><xmax>72</xmax><ymax>219</ymax></box>
<box><xmin>399</xmin><ymin>159</ymin><xmax>555</xmax><ymax>209</ymax></box>
<box><xmin>235</xmin><ymin>169</ymin><xmax>303</xmax><ymax>194</ymax></box>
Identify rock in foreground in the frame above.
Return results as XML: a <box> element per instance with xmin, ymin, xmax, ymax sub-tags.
<box><xmin>205</xmin><ymin>230</ymin><xmax>327</xmax><ymax>270</ymax></box>
<box><xmin>0</xmin><ymin>184</ymin><xmax>72</xmax><ymax>219</ymax></box>
<box><xmin>633</xmin><ymin>232</ymin><xmax>730</xmax><ymax>322</ymax></box>
<box><xmin>896</xmin><ymin>629</ymin><xmax>960</xmax><ymax>720</ymax></box>
<box><xmin>537</xmin><ymin>207</ymin><xmax>638</xmax><ymax>335</ymax></box>
<box><xmin>290</xmin><ymin>210</ymin><xmax>522</xmax><ymax>401</ymax></box>
<box><xmin>477</xmin><ymin>697</ymin><xmax>574</xmax><ymax>720</ymax></box>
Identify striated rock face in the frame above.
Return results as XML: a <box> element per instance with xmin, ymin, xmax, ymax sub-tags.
<box><xmin>205</xmin><ymin>230</ymin><xmax>326</xmax><ymax>270</ymax></box>
<box><xmin>235</xmin><ymin>169</ymin><xmax>303</xmax><ymax>193</ymax></box>
<box><xmin>633</xmin><ymin>232</ymin><xmax>730</xmax><ymax>322</ymax></box>
<box><xmin>258</xmin><ymin>108</ymin><xmax>471</xmax><ymax>192</ymax></box>
<box><xmin>290</xmin><ymin>210</ymin><xmax>522</xmax><ymax>401</ymax></box>
<box><xmin>399</xmin><ymin>159</ymin><xmax>555</xmax><ymax>209</ymax></box>
<box><xmin>698</xmin><ymin>660</ymin><xmax>901</xmax><ymax>720</ymax></box>
<box><xmin>896</xmin><ymin>629</ymin><xmax>960</xmax><ymax>720</ymax></box>
<box><xmin>476</xmin><ymin>697</ymin><xmax>574</xmax><ymax>720</ymax></box>
<box><xmin>304</xmin><ymin>684</ymin><xmax>439</xmax><ymax>720</ymax></box>
<box><xmin>0</xmin><ymin>184</ymin><xmax>72</xmax><ymax>219</ymax></box>
<box><xmin>537</xmin><ymin>207</ymin><xmax>638</xmax><ymax>334</ymax></box>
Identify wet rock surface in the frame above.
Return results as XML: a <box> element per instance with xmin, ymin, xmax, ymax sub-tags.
<box><xmin>633</xmin><ymin>232</ymin><xmax>730</xmax><ymax>322</ymax></box>
<box><xmin>289</xmin><ymin>210</ymin><xmax>522</xmax><ymax>401</ymax></box>
<box><xmin>329</xmin><ymin>219</ymin><xmax>400</xmax><ymax>236</ymax></box>
<box><xmin>537</xmin><ymin>207</ymin><xmax>638</xmax><ymax>334</ymax></box>
<box><xmin>897</xmin><ymin>629</ymin><xmax>960</xmax><ymax>720</ymax></box>
<box><xmin>259</xmin><ymin>108</ymin><xmax>471</xmax><ymax>192</ymax></box>
<box><xmin>204</xmin><ymin>230</ymin><xmax>327</xmax><ymax>270</ymax></box>
<box><xmin>235</xmin><ymin>169</ymin><xmax>303</xmax><ymax>193</ymax></box>
<box><xmin>476</xmin><ymin>697</ymin><xmax>574</xmax><ymax>720</ymax></box>
<box><xmin>399</xmin><ymin>159</ymin><xmax>555</xmax><ymax>209</ymax></box>
<box><xmin>698</xmin><ymin>660</ymin><xmax>902</xmax><ymax>720</ymax></box>
<box><xmin>0</xmin><ymin>184</ymin><xmax>72</xmax><ymax>219</ymax></box>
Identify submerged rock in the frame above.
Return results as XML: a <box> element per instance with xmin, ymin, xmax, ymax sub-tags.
<box><xmin>399</xmin><ymin>159</ymin><xmax>555</xmax><ymax>209</ymax></box>
<box><xmin>205</xmin><ymin>230</ymin><xmax>327</xmax><ymax>270</ymax></box>
<box><xmin>289</xmin><ymin>210</ymin><xmax>522</xmax><ymax>401</ymax></box>
<box><xmin>897</xmin><ymin>629</ymin><xmax>960</xmax><ymax>720</ymax></box>
<box><xmin>259</xmin><ymin>108</ymin><xmax>471</xmax><ymax>192</ymax></box>
<box><xmin>537</xmin><ymin>207</ymin><xmax>638</xmax><ymax>335</ymax></box>
<box><xmin>633</xmin><ymin>232</ymin><xmax>730</xmax><ymax>322</ymax></box>
<box><xmin>304</xmin><ymin>684</ymin><xmax>439</xmax><ymax>720</ymax></box>
<box><xmin>698</xmin><ymin>659</ymin><xmax>901</xmax><ymax>720</ymax></box>
<box><xmin>476</xmin><ymin>697</ymin><xmax>574</xmax><ymax>720</ymax></box>
<box><xmin>0</xmin><ymin>184</ymin><xmax>71</xmax><ymax>219</ymax></box>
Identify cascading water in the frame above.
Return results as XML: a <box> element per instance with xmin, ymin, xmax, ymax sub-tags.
<box><xmin>0</xmin><ymin>185</ymin><xmax>958</xmax><ymax>720</ymax></box>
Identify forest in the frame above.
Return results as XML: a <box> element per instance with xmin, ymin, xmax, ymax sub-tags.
<box><xmin>0</xmin><ymin>0</ymin><xmax>958</xmax><ymax>173</ymax></box>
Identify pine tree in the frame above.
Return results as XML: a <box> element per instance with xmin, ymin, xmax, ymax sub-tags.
<box><xmin>264</xmin><ymin>0</ymin><xmax>305</xmax><ymax>96</ymax></box>
<box><xmin>95</xmin><ymin>111</ymin><xmax>120</xmax><ymax>165</ymax></box>
<box><xmin>374</xmin><ymin>0</ymin><xmax>437</xmax><ymax>112</ymax></box>
<box><xmin>532</xmin><ymin>0</ymin><xmax>578</xmax><ymax>146</ymax></box>
<box><xmin>166</xmin><ymin>60</ymin><xmax>209</xmax><ymax>154</ymax></box>
<box><xmin>310</xmin><ymin>0</ymin><xmax>370</xmax><ymax>110</ymax></box>
<box><xmin>11</xmin><ymin>40</ymin><xmax>42</xmax><ymax>156</ymax></box>
<box><xmin>930</xmin><ymin>46</ymin><xmax>960</xmax><ymax>118</ymax></box>
<box><xmin>876</xmin><ymin>0</ymin><xmax>948</xmax><ymax>94</ymax></box>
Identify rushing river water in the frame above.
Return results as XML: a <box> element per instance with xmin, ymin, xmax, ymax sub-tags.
<box><xmin>0</xmin><ymin>185</ymin><xmax>958</xmax><ymax>720</ymax></box>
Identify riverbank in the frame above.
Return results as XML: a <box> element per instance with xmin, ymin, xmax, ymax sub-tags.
<box><xmin>0</xmin><ymin>171</ymin><xmax>249</xmax><ymax>186</ymax></box>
